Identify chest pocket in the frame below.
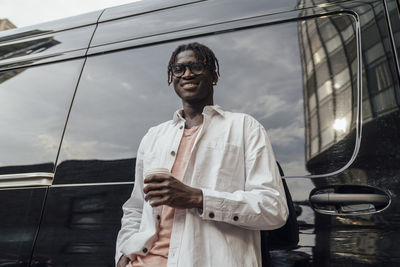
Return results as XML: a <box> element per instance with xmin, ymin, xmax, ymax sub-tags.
<box><xmin>142</xmin><ymin>135</ymin><xmax>172</xmax><ymax>175</ymax></box>
<box><xmin>143</xmin><ymin>152</ymin><xmax>163</xmax><ymax>175</ymax></box>
<box><xmin>192</xmin><ymin>141</ymin><xmax>244</xmax><ymax>192</ymax></box>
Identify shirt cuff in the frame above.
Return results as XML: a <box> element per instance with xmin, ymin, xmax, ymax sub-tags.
<box><xmin>197</xmin><ymin>188</ymin><xmax>242</xmax><ymax>224</ymax></box>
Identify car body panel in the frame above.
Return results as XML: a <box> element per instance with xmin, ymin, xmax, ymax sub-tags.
<box><xmin>0</xmin><ymin>0</ymin><xmax>399</xmax><ymax>266</ymax></box>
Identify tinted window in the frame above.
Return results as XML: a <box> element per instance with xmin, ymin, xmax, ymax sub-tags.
<box><xmin>0</xmin><ymin>59</ymin><xmax>83</xmax><ymax>174</ymax></box>
<box><xmin>57</xmin><ymin>14</ymin><xmax>358</xmax><ymax>184</ymax></box>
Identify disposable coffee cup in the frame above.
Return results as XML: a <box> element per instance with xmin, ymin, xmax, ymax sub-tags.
<box><xmin>145</xmin><ymin>168</ymin><xmax>171</xmax><ymax>206</ymax></box>
<box><xmin>144</xmin><ymin>168</ymin><xmax>171</xmax><ymax>178</ymax></box>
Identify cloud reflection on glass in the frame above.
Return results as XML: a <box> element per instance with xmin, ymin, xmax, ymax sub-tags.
<box><xmin>0</xmin><ymin>59</ymin><xmax>83</xmax><ymax>173</ymax></box>
<box><xmin>58</xmin><ymin>14</ymin><xmax>359</xmax><ymax>180</ymax></box>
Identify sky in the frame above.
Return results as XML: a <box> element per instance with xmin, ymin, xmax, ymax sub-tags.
<box><xmin>0</xmin><ymin>0</ymin><xmax>142</xmax><ymax>28</ymax></box>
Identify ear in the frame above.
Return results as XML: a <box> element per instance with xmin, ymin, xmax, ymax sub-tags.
<box><xmin>212</xmin><ymin>72</ymin><xmax>218</xmax><ymax>85</ymax></box>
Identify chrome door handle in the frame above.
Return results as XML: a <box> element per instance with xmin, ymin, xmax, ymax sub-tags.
<box><xmin>0</xmin><ymin>172</ymin><xmax>54</xmax><ymax>188</ymax></box>
<box><xmin>309</xmin><ymin>185</ymin><xmax>390</xmax><ymax>215</ymax></box>
<box><xmin>310</xmin><ymin>193</ymin><xmax>389</xmax><ymax>205</ymax></box>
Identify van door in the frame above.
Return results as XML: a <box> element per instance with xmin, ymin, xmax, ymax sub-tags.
<box><xmin>29</xmin><ymin>0</ymin><xmax>400</xmax><ymax>266</ymax></box>
<box><xmin>0</xmin><ymin>16</ymin><xmax>97</xmax><ymax>266</ymax></box>
<box><xmin>31</xmin><ymin>9</ymin><xmax>353</xmax><ymax>266</ymax></box>
<box><xmin>0</xmin><ymin>59</ymin><xmax>85</xmax><ymax>266</ymax></box>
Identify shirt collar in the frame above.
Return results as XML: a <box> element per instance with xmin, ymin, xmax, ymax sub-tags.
<box><xmin>172</xmin><ymin>105</ymin><xmax>225</xmax><ymax>123</ymax></box>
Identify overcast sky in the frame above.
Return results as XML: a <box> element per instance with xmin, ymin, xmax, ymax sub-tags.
<box><xmin>0</xmin><ymin>0</ymin><xmax>142</xmax><ymax>28</ymax></box>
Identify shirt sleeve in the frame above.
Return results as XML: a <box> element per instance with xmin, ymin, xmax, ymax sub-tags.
<box><xmin>197</xmin><ymin>118</ymin><xmax>289</xmax><ymax>230</ymax></box>
<box><xmin>115</xmin><ymin>134</ymin><xmax>147</xmax><ymax>265</ymax></box>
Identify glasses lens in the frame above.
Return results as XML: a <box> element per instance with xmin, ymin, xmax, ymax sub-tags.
<box><xmin>189</xmin><ymin>63</ymin><xmax>204</xmax><ymax>74</ymax></box>
<box><xmin>172</xmin><ymin>64</ymin><xmax>185</xmax><ymax>77</ymax></box>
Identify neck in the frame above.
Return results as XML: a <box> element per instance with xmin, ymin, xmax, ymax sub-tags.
<box><xmin>181</xmin><ymin>99</ymin><xmax>213</xmax><ymax>128</ymax></box>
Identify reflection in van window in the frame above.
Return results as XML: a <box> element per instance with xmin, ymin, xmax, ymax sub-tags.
<box><xmin>58</xmin><ymin>15</ymin><xmax>359</xmax><ymax>183</ymax></box>
<box><xmin>0</xmin><ymin>59</ymin><xmax>84</xmax><ymax>175</ymax></box>
<box><xmin>299</xmin><ymin>15</ymin><xmax>358</xmax><ymax>174</ymax></box>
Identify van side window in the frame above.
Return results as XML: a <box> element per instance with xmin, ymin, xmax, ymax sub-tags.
<box><xmin>58</xmin><ymin>14</ymin><xmax>359</xmax><ymax>184</ymax></box>
<box><xmin>0</xmin><ymin>60</ymin><xmax>84</xmax><ymax>175</ymax></box>
<box><xmin>55</xmin><ymin>42</ymin><xmax>180</xmax><ymax>184</ymax></box>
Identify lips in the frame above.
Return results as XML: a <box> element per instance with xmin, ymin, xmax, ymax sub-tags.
<box><xmin>181</xmin><ymin>82</ymin><xmax>199</xmax><ymax>89</ymax></box>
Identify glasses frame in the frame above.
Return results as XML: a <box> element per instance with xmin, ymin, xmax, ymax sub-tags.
<box><xmin>172</xmin><ymin>62</ymin><xmax>206</xmax><ymax>78</ymax></box>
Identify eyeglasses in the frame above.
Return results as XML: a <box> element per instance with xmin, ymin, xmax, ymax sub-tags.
<box><xmin>172</xmin><ymin>62</ymin><xmax>205</xmax><ymax>78</ymax></box>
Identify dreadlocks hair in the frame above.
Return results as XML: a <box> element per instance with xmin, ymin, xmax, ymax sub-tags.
<box><xmin>167</xmin><ymin>42</ymin><xmax>220</xmax><ymax>85</ymax></box>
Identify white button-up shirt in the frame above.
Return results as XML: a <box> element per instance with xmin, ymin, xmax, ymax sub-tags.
<box><xmin>116</xmin><ymin>105</ymin><xmax>288</xmax><ymax>267</ymax></box>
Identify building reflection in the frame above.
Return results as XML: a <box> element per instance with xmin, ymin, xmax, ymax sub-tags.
<box><xmin>298</xmin><ymin>10</ymin><xmax>358</xmax><ymax>174</ymax></box>
<box><xmin>299</xmin><ymin>0</ymin><xmax>400</xmax><ymax>174</ymax></box>
<box><xmin>298</xmin><ymin>0</ymin><xmax>400</xmax><ymax>265</ymax></box>
<box><xmin>0</xmin><ymin>36</ymin><xmax>60</xmax><ymax>61</ymax></box>
<box><xmin>0</xmin><ymin>35</ymin><xmax>60</xmax><ymax>84</ymax></box>
<box><xmin>31</xmin><ymin>158</ymin><xmax>135</xmax><ymax>266</ymax></box>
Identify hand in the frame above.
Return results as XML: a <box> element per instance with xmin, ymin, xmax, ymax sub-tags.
<box><xmin>144</xmin><ymin>173</ymin><xmax>203</xmax><ymax>209</ymax></box>
<box><xmin>117</xmin><ymin>255</ymin><xmax>130</xmax><ymax>267</ymax></box>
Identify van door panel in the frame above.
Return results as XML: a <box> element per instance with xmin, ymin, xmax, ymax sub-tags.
<box><xmin>0</xmin><ymin>58</ymin><xmax>85</xmax><ymax>265</ymax></box>
<box><xmin>0</xmin><ymin>188</ymin><xmax>46</xmax><ymax>266</ymax></box>
<box><xmin>30</xmin><ymin>1</ymin><xmax>400</xmax><ymax>266</ymax></box>
<box><xmin>30</xmin><ymin>185</ymin><xmax>132</xmax><ymax>267</ymax></box>
<box><xmin>34</xmin><ymin>13</ymin><xmax>358</xmax><ymax>265</ymax></box>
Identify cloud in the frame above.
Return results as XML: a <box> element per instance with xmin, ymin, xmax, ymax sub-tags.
<box><xmin>268</xmin><ymin>120</ymin><xmax>304</xmax><ymax>148</ymax></box>
<box><xmin>36</xmin><ymin>134</ymin><xmax>60</xmax><ymax>155</ymax></box>
<box><xmin>285</xmin><ymin>178</ymin><xmax>314</xmax><ymax>201</ymax></box>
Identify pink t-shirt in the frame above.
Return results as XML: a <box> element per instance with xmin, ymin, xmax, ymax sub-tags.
<box><xmin>128</xmin><ymin>124</ymin><xmax>202</xmax><ymax>267</ymax></box>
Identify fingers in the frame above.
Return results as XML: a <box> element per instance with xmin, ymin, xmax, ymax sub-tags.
<box><xmin>142</xmin><ymin>174</ymin><xmax>197</xmax><ymax>208</ymax></box>
<box><xmin>143</xmin><ymin>174</ymin><xmax>178</xmax><ymax>193</ymax></box>
<box><xmin>143</xmin><ymin>182</ymin><xmax>167</xmax><ymax>194</ymax></box>
<box><xmin>117</xmin><ymin>255</ymin><xmax>130</xmax><ymax>267</ymax></box>
<box><xmin>143</xmin><ymin>176</ymin><xmax>172</xmax><ymax>204</ymax></box>
<box><xmin>144</xmin><ymin>173</ymin><xmax>170</xmax><ymax>184</ymax></box>
<box><xmin>144</xmin><ymin>189</ymin><xmax>168</xmax><ymax>202</ymax></box>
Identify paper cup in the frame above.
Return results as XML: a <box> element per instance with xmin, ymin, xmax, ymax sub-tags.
<box><xmin>145</xmin><ymin>168</ymin><xmax>170</xmax><ymax>206</ymax></box>
<box><xmin>144</xmin><ymin>168</ymin><xmax>171</xmax><ymax>178</ymax></box>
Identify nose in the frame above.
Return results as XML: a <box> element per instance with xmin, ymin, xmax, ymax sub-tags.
<box><xmin>181</xmin><ymin>66</ymin><xmax>195</xmax><ymax>79</ymax></box>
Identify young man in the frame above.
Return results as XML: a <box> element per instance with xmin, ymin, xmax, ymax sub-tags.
<box><xmin>116</xmin><ymin>42</ymin><xmax>288</xmax><ymax>267</ymax></box>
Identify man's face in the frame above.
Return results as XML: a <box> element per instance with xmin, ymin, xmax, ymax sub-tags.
<box><xmin>172</xmin><ymin>50</ymin><xmax>217</xmax><ymax>103</ymax></box>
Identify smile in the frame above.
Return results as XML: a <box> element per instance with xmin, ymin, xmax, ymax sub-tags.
<box><xmin>182</xmin><ymin>83</ymin><xmax>198</xmax><ymax>89</ymax></box>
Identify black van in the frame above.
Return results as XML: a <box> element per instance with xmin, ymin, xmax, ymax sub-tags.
<box><xmin>0</xmin><ymin>0</ymin><xmax>399</xmax><ymax>266</ymax></box>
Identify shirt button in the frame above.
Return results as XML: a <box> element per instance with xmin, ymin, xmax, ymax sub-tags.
<box><xmin>179</xmin><ymin>126</ymin><xmax>183</xmax><ymax>129</ymax></box>
<box><xmin>209</xmin><ymin>212</ymin><xmax>215</xmax><ymax>218</ymax></box>
<box><xmin>170</xmin><ymin>151</ymin><xmax>176</xmax><ymax>156</ymax></box>
<box><xmin>142</xmin><ymin>247</ymin><xmax>148</xmax><ymax>253</ymax></box>
<box><xmin>233</xmin><ymin>215</ymin><xmax>239</xmax><ymax>221</ymax></box>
